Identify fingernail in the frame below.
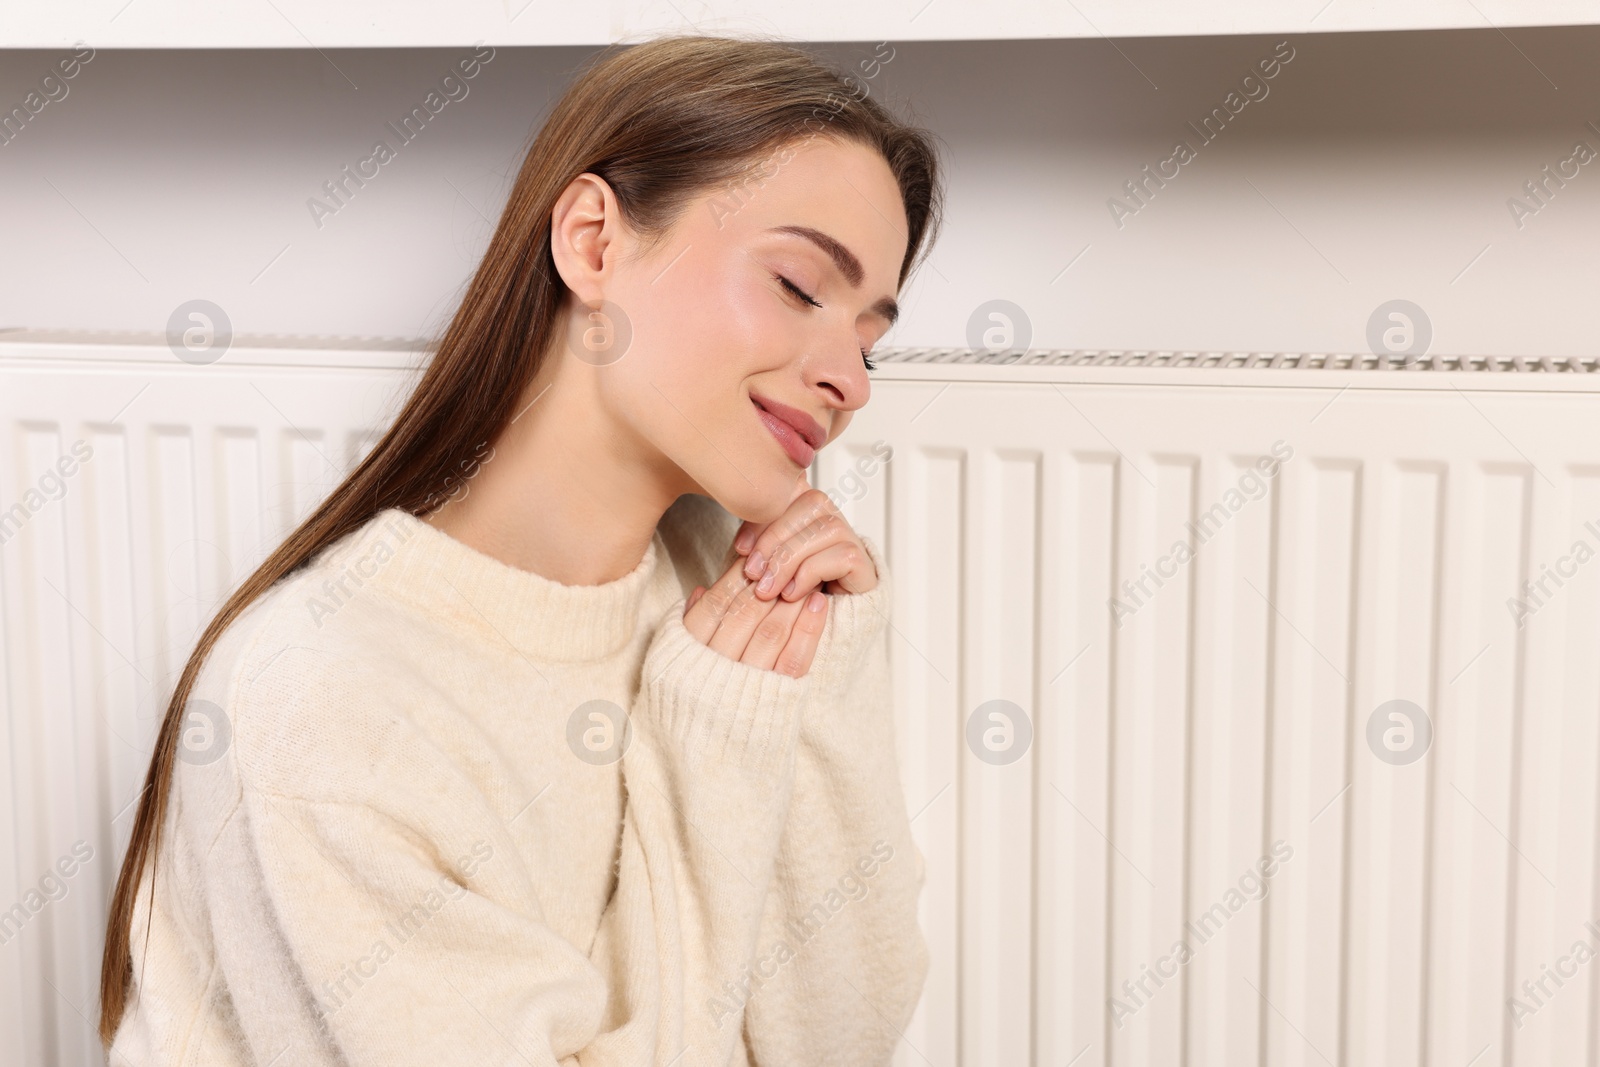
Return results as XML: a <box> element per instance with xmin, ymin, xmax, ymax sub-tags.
<box><xmin>758</xmin><ymin>570</ymin><xmax>775</xmax><ymax>593</ymax></box>
<box><xmin>783</xmin><ymin>579</ymin><xmax>797</xmax><ymax>598</ymax></box>
<box><xmin>807</xmin><ymin>591</ymin><xmax>825</xmax><ymax>612</ymax></box>
<box><xmin>745</xmin><ymin>550</ymin><xmax>764</xmax><ymax>579</ymax></box>
<box><xmin>735</xmin><ymin>528</ymin><xmax>753</xmax><ymax>553</ymax></box>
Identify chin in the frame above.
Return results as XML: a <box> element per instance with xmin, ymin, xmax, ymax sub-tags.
<box><xmin>700</xmin><ymin>467</ymin><xmax>805</xmax><ymax>525</ymax></box>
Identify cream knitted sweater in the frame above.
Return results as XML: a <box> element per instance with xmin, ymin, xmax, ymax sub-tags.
<box><xmin>112</xmin><ymin>494</ymin><xmax>927</xmax><ymax>1066</ymax></box>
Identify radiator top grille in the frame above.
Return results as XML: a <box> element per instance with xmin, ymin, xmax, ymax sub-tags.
<box><xmin>1</xmin><ymin>329</ymin><xmax>1595</xmax><ymax>374</ymax></box>
<box><xmin>873</xmin><ymin>348</ymin><xmax>1600</xmax><ymax>373</ymax></box>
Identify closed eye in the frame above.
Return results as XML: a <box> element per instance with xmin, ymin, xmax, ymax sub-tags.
<box><xmin>774</xmin><ymin>274</ymin><xmax>878</xmax><ymax>372</ymax></box>
<box><xmin>776</xmin><ymin>274</ymin><xmax>821</xmax><ymax>308</ymax></box>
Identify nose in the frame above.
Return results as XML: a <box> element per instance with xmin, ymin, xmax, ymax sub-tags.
<box><xmin>806</xmin><ymin>335</ymin><xmax>872</xmax><ymax>414</ymax></box>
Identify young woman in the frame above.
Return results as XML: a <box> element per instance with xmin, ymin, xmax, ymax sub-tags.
<box><xmin>98</xmin><ymin>33</ymin><xmax>944</xmax><ymax>1067</ymax></box>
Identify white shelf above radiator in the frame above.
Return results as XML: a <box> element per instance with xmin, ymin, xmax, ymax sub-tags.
<box><xmin>3</xmin><ymin>0</ymin><xmax>1598</xmax><ymax>49</ymax></box>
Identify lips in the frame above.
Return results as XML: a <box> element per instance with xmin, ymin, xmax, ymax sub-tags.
<box><xmin>750</xmin><ymin>392</ymin><xmax>825</xmax><ymax>467</ymax></box>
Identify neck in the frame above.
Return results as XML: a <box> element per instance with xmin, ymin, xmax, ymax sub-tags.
<box><xmin>422</xmin><ymin>353</ymin><xmax>692</xmax><ymax>587</ymax></box>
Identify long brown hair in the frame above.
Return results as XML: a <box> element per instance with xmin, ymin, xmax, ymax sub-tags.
<box><xmin>99</xmin><ymin>32</ymin><xmax>943</xmax><ymax>1043</ymax></box>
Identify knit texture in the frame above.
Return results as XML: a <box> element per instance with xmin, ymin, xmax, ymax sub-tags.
<box><xmin>111</xmin><ymin>494</ymin><xmax>927</xmax><ymax>1067</ymax></box>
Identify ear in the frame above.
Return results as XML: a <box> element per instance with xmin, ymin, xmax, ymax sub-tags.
<box><xmin>548</xmin><ymin>172</ymin><xmax>621</xmax><ymax>307</ymax></box>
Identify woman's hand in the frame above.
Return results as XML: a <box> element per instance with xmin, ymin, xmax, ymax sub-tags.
<box><xmin>683</xmin><ymin>558</ymin><xmax>829</xmax><ymax>678</ymax></box>
<box><xmin>732</xmin><ymin>483</ymin><xmax>879</xmax><ymax>602</ymax></box>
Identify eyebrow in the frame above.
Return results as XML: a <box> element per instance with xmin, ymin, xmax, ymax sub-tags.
<box><xmin>767</xmin><ymin>224</ymin><xmax>900</xmax><ymax>328</ymax></box>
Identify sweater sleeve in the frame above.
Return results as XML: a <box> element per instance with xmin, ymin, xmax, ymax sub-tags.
<box><xmin>736</xmin><ymin>535</ymin><xmax>931</xmax><ymax>1066</ymax></box>
<box><xmin>168</xmin><ymin>613</ymin><xmax>811</xmax><ymax>1067</ymax></box>
<box><xmin>581</xmin><ymin>601</ymin><xmax>812</xmax><ymax>1065</ymax></box>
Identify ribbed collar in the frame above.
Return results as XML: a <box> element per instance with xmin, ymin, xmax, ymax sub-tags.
<box><xmin>317</xmin><ymin>507</ymin><xmax>678</xmax><ymax>663</ymax></box>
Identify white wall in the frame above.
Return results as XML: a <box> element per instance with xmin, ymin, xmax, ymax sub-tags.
<box><xmin>2</xmin><ymin>27</ymin><xmax>1599</xmax><ymax>359</ymax></box>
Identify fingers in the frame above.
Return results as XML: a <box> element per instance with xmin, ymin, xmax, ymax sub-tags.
<box><xmin>686</xmin><ymin>570</ymin><xmax>743</xmax><ymax>633</ymax></box>
<box><xmin>770</xmin><ymin>591</ymin><xmax>828</xmax><ymax>677</ymax></box>
<box><xmin>740</xmin><ymin>489</ymin><xmax>837</xmax><ymax>580</ymax></box>
<box><xmin>734</xmin><ymin>471</ymin><xmax>813</xmax><ymax>555</ymax></box>
<box><xmin>739</xmin><ymin>492</ymin><xmax>838</xmax><ymax>585</ymax></box>
<box><xmin>683</xmin><ymin>558</ymin><xmax>763</xmax><ymax>646</ymax></box>
<box><xmin>754</xmin><ymin>512</ymin><xmax>875</xmax><ymax>602</ymax></box>
<box><xmin>734</xmin><ymin>523</ymin><xmax>760</xmax><ymax>555</ymax></box>
<box><xmin>681</xmin><ymin>559</ymin><xmax>830</xmax><ymax>676</ymax></box>
<box><xmin>682</xmin><ymin>556</ymin><xmax>795</xmax><ymax>667</ymax></box>
<box><xmin>737</xmin><ymin>588</ymin><xmax>817</xmax><ymax>674</ymax></box>
<box><xmin>771</xmin><ymin>540</ymin><xmax>871</xmax><ymax>600</ymax></box>
<box><xmin>756</xmin><ymin>509</ymin><xmax>843</xmax><ymax>595</ymax></box>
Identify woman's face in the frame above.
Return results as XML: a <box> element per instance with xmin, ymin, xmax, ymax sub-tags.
<box><xmin>549</xmin><ymin>135</ymin><xmax>908</xmax><ymax>525</ymax></box>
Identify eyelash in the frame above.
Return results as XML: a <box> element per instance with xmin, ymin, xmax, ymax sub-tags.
<box><xmin>775</xmin><ymin>274</ymin><xmax>878</xmax><ymax>372</ymax></box>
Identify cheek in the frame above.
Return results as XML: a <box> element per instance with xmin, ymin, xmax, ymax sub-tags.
<box><xmin>593</xmin><ymin>246</ymin><xmax>814</xmax><ymax>514</ymax></box>
<box><xmin>639</xmin><ymin>259</ymin><xmax>782</xmax><ymax>403</ymax></box>
<box><xmin>694</xmin><ymin>256</ymin><xmax>784</xmax><ymax>357</ymax></box>
<box><xmin>598</xmin><ymin>259</ymin><xmax>769</xmax><ymax>447</ymax></box>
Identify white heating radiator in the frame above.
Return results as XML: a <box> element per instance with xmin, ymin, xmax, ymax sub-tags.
<box><xmin>4</xmin><ymin>332</ymin><xmax>1600</xmax><ymax>1067</ymax></box>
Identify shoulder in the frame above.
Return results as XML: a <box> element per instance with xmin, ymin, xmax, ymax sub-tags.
<box><xmin>181</xmin><ymin>553</ymin><xmax>442</xmax><ymax>807</ymax></box>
